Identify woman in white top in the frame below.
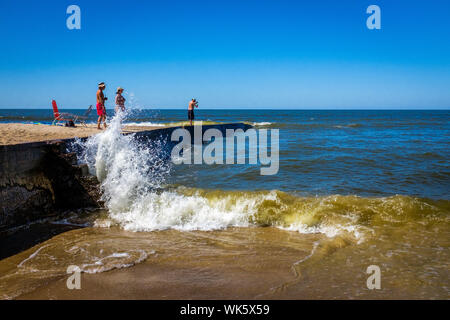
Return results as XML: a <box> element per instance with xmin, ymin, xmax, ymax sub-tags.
<box><xmin>115</xmin><ymin>87</ymin><xmax>126</xmax><ymax>113</ymax></box>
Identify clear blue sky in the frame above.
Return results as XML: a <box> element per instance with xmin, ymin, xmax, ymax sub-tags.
<box><xmin>0</xmin><ymin>0</ymin><xmax>449</xmax><ymax>109</ymax></box>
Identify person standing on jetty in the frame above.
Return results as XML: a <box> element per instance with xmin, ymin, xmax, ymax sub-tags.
<box><xmin>188</xmin><ymin>98</ymin><xmax>198</xmax><ymax>126</ymax></box>
<box><xmin>115</xmin><ymin>87</ymin><xmax>126</xmax><ymax>114</ymax></box>
<box><xmin>96</xmin><ymin>82</ymin><xmax>107</xmax><ymax>129</ymax></box>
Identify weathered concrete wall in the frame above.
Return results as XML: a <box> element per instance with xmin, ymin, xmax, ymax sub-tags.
<box><xmin>1</xmin><ymin>142</ymin><xmax>54</xmax><ymax>229</ymax></box>
<box><xmin>0</xmin><ymin>141</ymin><xmax>100</xmax><ymax>230</ymax></box>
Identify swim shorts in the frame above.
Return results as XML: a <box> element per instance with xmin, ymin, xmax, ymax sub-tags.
<box><xmin>96</xmin><ymin>103</ymin><xmax>105</xmax><ymax>116</ymax></box>
<box><xmin>188</xmin><ymin>109</ymin><xmax>194</xmax><ymax>120</ymax></box>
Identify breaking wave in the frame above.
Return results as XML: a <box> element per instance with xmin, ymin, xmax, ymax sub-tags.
<box><xmin>75</xmin><ymin>110</ymin><xmax>171</xmax><ymax>211</ymax></box>
<box><xmin>74</xmin><ymin>112</ymin><xmax>450</xmax><ymax>243</ymax></box>
<box><xmin>100</xmin><ymin>187</ymin><xmax>450</xmax><ymax>244</ymax></box>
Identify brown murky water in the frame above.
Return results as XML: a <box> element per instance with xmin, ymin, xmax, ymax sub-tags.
<box><xmin>1</xmin><ymin>204</ymin><xmax>448</xmax><ymax>300</ymax></box>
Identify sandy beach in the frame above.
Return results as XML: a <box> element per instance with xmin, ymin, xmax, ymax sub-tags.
<box><xmin>0</xmin><ymin>123</ymin><xmax>165</xmax><ymax>146</ymax></box>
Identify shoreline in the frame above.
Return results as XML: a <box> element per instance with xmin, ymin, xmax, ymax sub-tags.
<box><xmin>4</xmin><ymin>226</ymin><xmax>381</xmax><ymax>300</ymax></box>
<box><xmin>6</xmin><ymin>225</ymin><xmax>441</xmax><ymax>300</ymax></box>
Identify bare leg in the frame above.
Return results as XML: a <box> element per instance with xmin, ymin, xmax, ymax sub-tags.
<box><xmin>103</xmin><ymin>115</ymin><xmax>107</xmax><ymax>128</ymax></box>
<box><xmin>97</xmin><ymin>116</ymin><xmax>102</xmax><ymax>129</ymax></box>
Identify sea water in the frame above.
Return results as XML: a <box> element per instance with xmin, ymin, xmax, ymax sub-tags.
<box><xmin>0</xmin><ymin>108</ymin><xmax>448</xmax><ymax>299</ymax></box>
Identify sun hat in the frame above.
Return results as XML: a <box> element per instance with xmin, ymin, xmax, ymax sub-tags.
<box><xmin>98</xmin><ymin>82</ymin><xmax>106</xmax><ymax>88</ymax></box>
<box><xmin>116</xmin><ymin>87</ymin><xmax>124</xmax><ymax>94</ymax></box>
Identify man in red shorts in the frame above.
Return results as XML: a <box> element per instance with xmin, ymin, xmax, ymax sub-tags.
<box><xmin>96</xmin><ymin>82</ymin><xmax>107</xmax><ymax>129</ymax></box>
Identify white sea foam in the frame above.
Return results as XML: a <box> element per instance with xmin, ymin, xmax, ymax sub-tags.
<box><xmin>17</xmin><ymin>244</ymin><xmax>50</xmax><ymax>268</ymax></box>
<box><xmin>80</xmin><ymin>250</ymin><xmax>151</xmax><ymax>274</ymax></box>
<box><xmin>279</xmin><ymin>223</ymin><xmax>363</xmax><ymax>241</ymax></box>
<box><xmin>108</xmin><ymin>189</ymin><xmax>272</xmax><ymax>231</ymax></box>
<box><xmin>252</xmin><ymin>122</ymin><xmax>272</xmax><ymax>126</ymax></box>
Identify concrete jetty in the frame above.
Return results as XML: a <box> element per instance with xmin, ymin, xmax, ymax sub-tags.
<box><xmin>0</xmin><ymin>123</ymin><xmax>252</xmax><ymax>231</ymax></box>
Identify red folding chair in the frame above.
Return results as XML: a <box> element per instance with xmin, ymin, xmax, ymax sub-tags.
<box><xmin>51</xmin><ymin>100</ymin><xmax>91</xmax><ymax>127</ymax></box>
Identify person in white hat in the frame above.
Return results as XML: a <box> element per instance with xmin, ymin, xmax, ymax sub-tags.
<box><xmin>115</xmin><ymin>87</ymin><xmax>126</xmax><ymax>114</ymax></box>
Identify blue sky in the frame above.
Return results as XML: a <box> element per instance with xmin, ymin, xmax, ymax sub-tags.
<box><xmin>0</xmin><ymin>0</ymin><xmax>449</xmax><ymax>109</ymax></box>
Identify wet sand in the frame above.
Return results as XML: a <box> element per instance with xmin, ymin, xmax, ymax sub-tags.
<box><xmin>0</xmin><ymin>123</ymin><xmax>165</xmax><ymax>145</ymax></box>
<box><xmin>10</xmin><ymin>227</ymin><xmax>338</xmax><ymax>300</ymax></box>
<box><xmin>2</xmin><ymin>224</ymin><xmax>446</xmax><ymax>300</ymax></box>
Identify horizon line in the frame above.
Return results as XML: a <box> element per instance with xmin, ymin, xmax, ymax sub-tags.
<box><xmin>0</xmin><ymin>107</ymin><xmax>449</xmax><ymax>111</ymax></box>
<box><xmin>0</xmin><ymin>107</ymin><xmax>450</xmax><ymax>111</ymax></box>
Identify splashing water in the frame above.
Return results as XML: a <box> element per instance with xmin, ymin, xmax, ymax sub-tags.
<box><xmin>74</xmin><ymin>110</ymin><xmax>172</xmax><ymax>218</ymax></box>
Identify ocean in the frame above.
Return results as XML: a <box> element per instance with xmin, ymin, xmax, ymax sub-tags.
<box><xmin>0</xmin><ymin>109</ymin><xmax>449</xmax><ymax>299</ymax></box>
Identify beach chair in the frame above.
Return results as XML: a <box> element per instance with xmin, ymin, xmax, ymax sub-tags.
<box><xmin>78</xmin><ymin>105</ymin><xmax>93</xmax><ymax>126</ymax></box>
<box><xmin>51</xmin><ymin>100</ymin><xmax>92</xmax><ymax>127</ymax></box>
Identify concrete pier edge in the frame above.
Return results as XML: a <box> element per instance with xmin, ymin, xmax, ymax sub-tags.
<box><xmin>0</xmin><ymin>123</ymin><xmax>252</xmax><ymax>231</ymax></box>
